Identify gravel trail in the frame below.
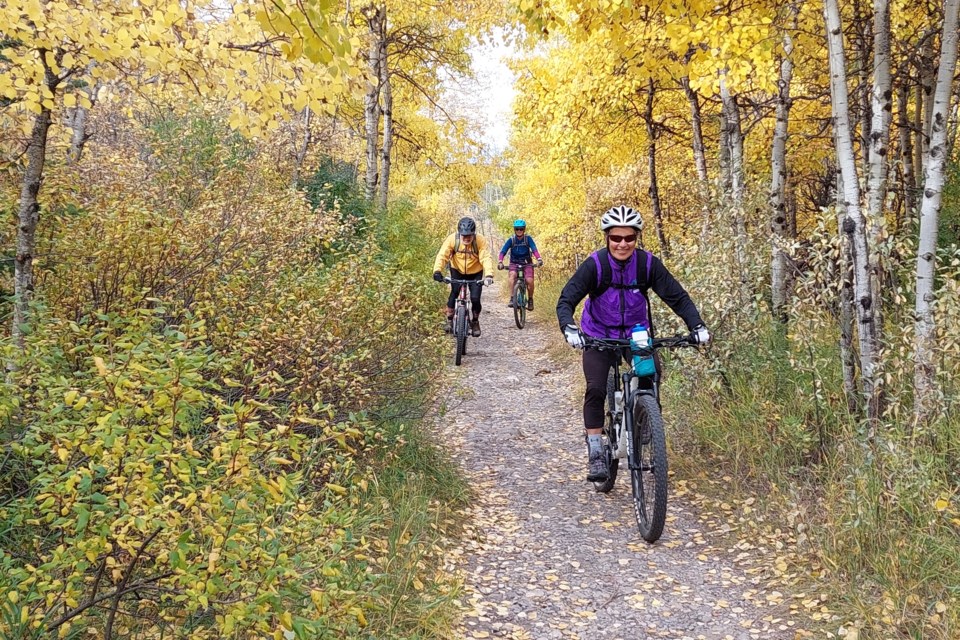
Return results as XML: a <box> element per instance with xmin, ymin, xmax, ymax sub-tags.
<box><xmin>434</xmin><ymin>277</ymin><xmax>825</xmax><ymax>640</ymax></box>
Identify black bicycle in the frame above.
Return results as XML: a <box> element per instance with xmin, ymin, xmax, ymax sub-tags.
<box><xmin>498</xmin><ymin>262</ymin><xmax>539</xmax><ymax>329</ymax></box>
<box><xmin>442</xmin><ymin>277</ymin><xmax>486</xmax><ymax>366</ymax></box>
<box><xmin>584</xmin><ymin>334</ymin><xmax>698</xmax><ymax>542</ymax></box>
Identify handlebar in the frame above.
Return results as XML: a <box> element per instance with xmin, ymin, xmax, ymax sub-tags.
<box><xmin>582</xmin><ymin>334</ymin><xmax>698</xmax><ymax>354</ymax></box>
<box><xmin>442</xmin><ymin>277</ymin><xmax>488</xmax><ymax>286</ymax></box>
<box><xmin>497</xmin><ymin>262</ymin><xmax>540</xmax><ymax>270</ymax></box>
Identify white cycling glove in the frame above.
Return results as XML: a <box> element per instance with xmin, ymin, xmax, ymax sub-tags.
<box><xmin>484</xmin><ymin>275</ymin><xmax>494</xmax><ymax>286</ymax></box>
<box><xmin>692</xmin><ymin>324</ymin><xmax>711</xmax><ymax>345</ymax></box>
<box><xmin>564</xmin><ymin>324</ymin><xmax>585</xmax><ymax>349</ymax></box>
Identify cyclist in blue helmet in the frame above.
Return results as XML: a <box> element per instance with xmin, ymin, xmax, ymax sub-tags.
<box><xmin>497</xmin><ymin>219</ymin><xmax>543</xmax><ymax>311</ymax></box>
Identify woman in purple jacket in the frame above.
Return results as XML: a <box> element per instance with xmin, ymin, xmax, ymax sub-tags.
<box><xmin>556</xmin><ymin>205</ymin><xmax>711</xmax><ymax>482</ymax></box>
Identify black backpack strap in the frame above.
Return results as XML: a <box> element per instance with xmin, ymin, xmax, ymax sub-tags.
<box><xmin>590</xmin><ymin>248</ymin><xmax>649</xmax><ymax>299</ymax></box>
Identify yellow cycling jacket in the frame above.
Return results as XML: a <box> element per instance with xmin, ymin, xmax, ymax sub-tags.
<box><xmin>433</xmin><ymin>232</ymin><xmax>494</xmax><ymax>276</ymax></box>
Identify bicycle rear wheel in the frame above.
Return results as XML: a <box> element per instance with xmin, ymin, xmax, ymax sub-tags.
<box><xmin>593</xmin><ymin>369</ymin><xmax>620</xmax><ymax>493</ymax></box>
<box><xmin>454</xmin><ymin>305</ymin><xmax>468</xmax><ymax>366</ymax></box>
<box><xmin>629</xmin><ymin>392</ymin><xmax>667</xmax><ymax>542</ymax></box>
<box><xmin>513</xmin><ymin>281</ymin><xmax>526</xmax><ymax>329</ymax></box>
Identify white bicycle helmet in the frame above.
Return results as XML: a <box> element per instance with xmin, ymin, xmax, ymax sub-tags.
<box><xmin>600</xmin><ymin>205</ymin><xmax>644</xmax><ymax>232</ymax></box>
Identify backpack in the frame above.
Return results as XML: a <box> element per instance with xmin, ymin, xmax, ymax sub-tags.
<box><xmin>589</xmin><ymin>248</ymin><xmax>651</xmax><ymax>299</ymax></box>
<box><xmin>508</xmin><ymin>234</ymin><xmax>531</xmax><ymax>260</ymax></box>
<box><xmin>453</xmin><ymin>232</ymin><xmax>478</xmax><ymax>255</ymax></box>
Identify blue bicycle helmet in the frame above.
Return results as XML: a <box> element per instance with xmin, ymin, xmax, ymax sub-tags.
<box><xmin>457</xmin><ymin>217</ymin><xmax>477</xmax><ymax>235</ymax></box>
<box><xmin>513</xmin><ymin>219</ymin><xmax>526</xmax><ymax>229</ymax></box>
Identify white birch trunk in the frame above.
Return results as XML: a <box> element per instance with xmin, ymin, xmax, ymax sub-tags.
<box><xmin>836</xmin><ymin>175</ymin><xmax>860</xmax><ymax>413</ymax></box>
<box><xmin>865</xmin><ymin>0</ymin><xmax>891</xmax><ymax>331</ymax></box>
<box><xmin>920</xmin><ymin>37</ymin><xmax>936</xmax><ymax>176</ymax></box>
<box><xmin>770</xmin><ymin>20</ymin><xmax>796</xmax><ymax>322</ymax></box>
<box><xmin>682</xmin><ymin>76</ymin><xmax>711</xmax><ymax>247</ymax></box>
<box><xmin>720</xmin><ymin>76</ymin><xmax>749</xmax><ymax>304</ymax></box>
<box><xmin>363</xmin><ymin>5</ymin><xmax>383</xmax><ymax>202</ymax></box>
<box><xmin>914</xmin><ymin>78</ymin><xmax>925</xmax><ymax>189</ymax></box>
<box><xmin>897</xmin><ymin>81</ymin><xmax>917</xmax><ymax>216</ymax></box>
<box><xmin>645</xmin><ymin>79</ymin><xmax>669</xmax><ymax>258</ymax></box>
<box><xmin>914</xmin><ymin>0</ymin><xmax>960</xmax><ymax>423</ymax></box>
<box><xmin>824</xmin><ymin>0</ymin><xmax>882</xmax><ymax>420</ymax></box>
<box><xmin>377</xmin><ymin>17</ymin><xmax>393</xmax><ymax>211</ymax></box>
<box><xmin>66</xmin><ymin>66</ymin><xmax>99</xmax><ymax>165</ymax></box>
<box><xmin>681</xmin><ymin>76</ymin><xmax>708</xmax><ymax>183</ymax></box>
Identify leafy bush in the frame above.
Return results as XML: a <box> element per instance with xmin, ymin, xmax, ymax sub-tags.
<box><xmin>0</xmin><ymin>112</ymin><xmax>458</xmax><ymax>639</ymax></box>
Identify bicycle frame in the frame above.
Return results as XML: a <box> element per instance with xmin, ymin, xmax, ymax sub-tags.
<box><xmin>505</xmin><ymin>262</ymin><xmax>537</xmax><ymax>329</ymax></box>
<box><xmin>441</xmin><ymin>276</ymin><xmax>486</xmax><ymax>366</ymax></box>
<box><xmin>583</xmin><ymin>334</ymin><xmax>697</xmax><ymax>542</ymax></box>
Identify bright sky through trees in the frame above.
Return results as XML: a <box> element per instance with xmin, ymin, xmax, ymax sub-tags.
<box><xmin>470</xmin><ymin>34</ymin><xmax>516</xmax><ymax>153</ymax></box>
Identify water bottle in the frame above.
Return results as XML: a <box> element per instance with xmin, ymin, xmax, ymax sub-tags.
<box><xmin>631</xmin><ymin>323</ymin><xmax>656</xmax><ymax>377</ymax></box>
<box><xmin>613</xmin><ymin>389</ymin><xmax>623</xmax><ymax>413</ymax></box>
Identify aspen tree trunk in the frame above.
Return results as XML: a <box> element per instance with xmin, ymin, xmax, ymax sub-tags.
<box><xmin>825</xmin><ymin>0</ymin><xmax>883</xmax><ymax>422</ymax></box>
<box><xmin>913</xmin><ymin>79</ymin><xmax>925</xmax><ymax>187</ymax></box>
<box><xmin>897</xmin><ymin>81</ymin><xmax>917</xmax><ymax>217</ymax></box>
<box><xmin>720</xmin><ymin>77</ymin><xmax>749</xmax><ymax>304</ymax></box>
<box><xmin>770</xmin><ymin>18</ymin><xmax>796</xmax><ymax>323</ymax></box>
<box><xmin>363</xmin><ymin>5</ymin><xmax>383</xmax><ymax>202</ymax></box>
<box><xmin>682</xmin><ymin>76</ymin><xmax>711</xmax><ymax>246</ymax></box>
<box><xmin>66</xmin><ymin>103</ymin><xmax>91</xmax><ymax>165</ymax></box>
<box><xmin>14</xmin><ymin>60</ymin><xmax>57</xmax><ymax>349</ymax></box>
<box><xmin>681</xmin><ymin>77</ymin><xmax>709</xmax><ymax>183</ymax></box>
<box><xmin>865</xmin><ymin>0</ymin><xmax>891</xmax><ymax>332</ymax></box>
<box><xmin>292</xmin><ymin>107</ymin><xmax>312</xmax><ymax>187</ymax></box>
<box><xmin>66</xmin><ymin>66</ymin><xmax>99</xmax><ymax>165</ymax></box>
<box><xmin>914</xmin><ymin>0</ymin><xmax>960</xmax><ymax>424</ymax></box>
<box><xmin>836</xmin><ymin>181</ymin><xmax>860</xmax><ymax>414</ymax></box>
<box><xmin>920</xmin><ymin>37</ymin><xmax>936</xmax><ymax>176</ymax></box>
<box><xmin>854</xmin><ymin>0</ymin><xmax>872</xmax><ymax>179</ymax></box>
<box><xmin>645</xmin><ymin>79</ymin><xmax>669</xmax><ymax>258</ymax></box>
<box><xmin>377</xmin><ymin>17</ymin><xmax>393</xmax><ymax>211</ymax></box>
<box><xmin>719</xmin><ymin>111</ymin><xmax>731</xmax><ymax>193</ymax></box>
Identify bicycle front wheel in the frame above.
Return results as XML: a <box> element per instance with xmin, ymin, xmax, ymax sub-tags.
<box><xmin>513</xmin><ymin>281</ymin><xmax>526</xmax><ymax>329</ymax></box>
<box><xmin>454</xmin><ymin>306</ymin><xmax>468</xmax><ymax>366</ymax></box>
<box><xmin>628</xmin><ymin>392</ymin><xmax>668</xmax><ymax>542</ymax></box>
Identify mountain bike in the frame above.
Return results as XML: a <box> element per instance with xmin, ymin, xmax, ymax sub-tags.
<box><xmin>499</xmin><ymin>262</ymin><xmax>538</xmax><ymax>329</ymax></box>
<box><xmin>442</xmin><ymin>277</ymin><xmax>486</xmax><ymax>366</ymax></box>
<box><xmin>583</xmin><ymin>334</ymin><xmax>698</xmax><ymax>542</ymax></box>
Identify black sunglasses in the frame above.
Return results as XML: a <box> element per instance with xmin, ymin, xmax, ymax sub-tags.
<box><xmin>608</xmin><ymin>233</ymin><xmax>637</xmax><ymax>244</ymax></box>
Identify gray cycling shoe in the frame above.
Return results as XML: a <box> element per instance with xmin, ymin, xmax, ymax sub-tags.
<box><xmin>470</xmin><ymin>318</ymin><xmax>481</xmax><ymax>337</ymax></box>
<box><xmin>587</xmin><ymin>450</ymin><xmax>608</xmax><ymax>482</ymax></box>
<box><xmin>443</xmin><ymin>317</ymin><xmax>453</xmax><ymax>333</ymax></box>
<box><xmin>527</xmin><ymin>298</ymin><xmax>534</xmax><ymax>311</ymax></box>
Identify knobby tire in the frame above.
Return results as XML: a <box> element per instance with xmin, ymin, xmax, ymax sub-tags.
<box><xmin>454</xmin><ymin>305</ymin><xmax>468</xmax><ymax>366</ymax></box>
<box><xmin>513</xmin><ymin>280</ymin><xmax>526</xmax><ymax>329</ymax></box>
<box><xmin>630</xmin><ymin>392</ymin><xmax>668</xmax><ymax>542</ymax></box>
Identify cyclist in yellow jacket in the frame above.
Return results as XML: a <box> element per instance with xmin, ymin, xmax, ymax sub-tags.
<box><xmin>433</xmin><ymin>217</ymin><xmax>495</xmax><ymax>336</ymax></box>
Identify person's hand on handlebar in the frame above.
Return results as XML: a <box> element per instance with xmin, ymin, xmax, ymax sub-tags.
<box><xmin>692</xmin><ymin>324</ymin><xmax>711</xmax><ymax>345</ymax></box>
<box><xmin>497</xmin><ymin>262</ymin><xmax>505</xmax><ymax>270</ymax></box>
<box><xmin>433</xmin><ymin>271</ymin><xmax>444</xmax><ymax>282</ymax></box>
<box><xmin>564</xmin><ymin>324</ymin><xmax>585</xmax><ymax>349</ymax></box>
<box><xmin>484</xmin><ymin>275</ymin><xmax>494</xmax><ymax>286</ymax></box>
<box><xmin>537</xmin><ymin>258</ymin><xmax>543</xmax><ymax>268</ymax></box>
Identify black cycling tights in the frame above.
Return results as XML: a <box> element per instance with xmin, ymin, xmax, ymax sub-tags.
<box><xmin>447</xmin><ymin>269</ymin><xmax>483</xmax><ymax>318</ymax></box>
<box><xmin>582</xmin><ymin>347</ymin><xmax>660</xmax><ymax>428</ymax></box>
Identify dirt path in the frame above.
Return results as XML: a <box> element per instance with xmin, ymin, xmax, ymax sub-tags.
<box><xmin>434</xmin><ymin>278</ymin><xmax>831</xmax><ymax>640</ymax></box>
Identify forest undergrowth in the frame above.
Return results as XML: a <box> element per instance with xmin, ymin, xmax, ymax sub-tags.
<box><xmin>0</xmin><ymin>112</ymin><xmax>469</xmax><ymax>639</ymax></box>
